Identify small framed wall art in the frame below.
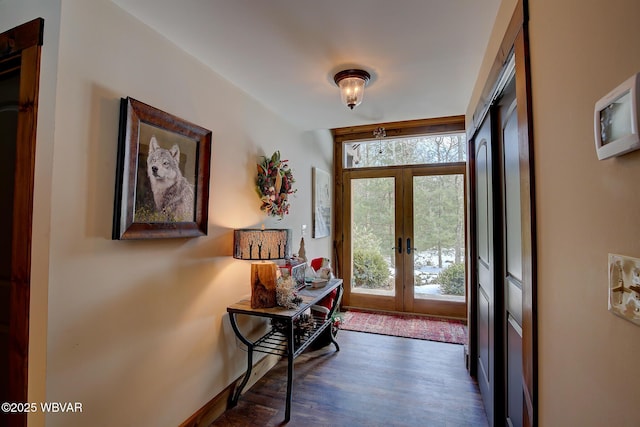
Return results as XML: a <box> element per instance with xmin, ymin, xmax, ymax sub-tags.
<box><xmin>112</xmin><ymin>97</ymin><xmax>212</xmax><ymax>240</ymax></box>
<box><xmin>312</xmin><ymin>167</ymin><xmax>331</xmax><ymax>238</ymax></box>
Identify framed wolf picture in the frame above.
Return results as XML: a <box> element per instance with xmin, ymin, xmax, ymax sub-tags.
<box><xmin>112</xmin><ymin>97</ymin><xmax>212</xmax><ymax>240</ymax></box>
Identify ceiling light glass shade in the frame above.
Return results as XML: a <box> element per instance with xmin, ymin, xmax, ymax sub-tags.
<box><xmin>334</xmin><ymin>69</ymin><xmax>371</xmax><ymax>110</ymax></box>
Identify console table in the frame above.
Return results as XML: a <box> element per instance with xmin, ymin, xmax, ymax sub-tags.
<box><xmin>227</xmin><ymin>278</ymin><xmax>343</xmax><ymax>422</ymax></box>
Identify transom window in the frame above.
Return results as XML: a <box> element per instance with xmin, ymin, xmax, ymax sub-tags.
<box><xmin>343</xmin><ymin>132</ymin><xmax>467</xmax><ymax>169</ymax></box>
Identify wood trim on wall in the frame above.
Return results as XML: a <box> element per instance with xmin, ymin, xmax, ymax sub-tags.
<box><xmin>333</xmin><ymin>115</ymin><xmax>465</xmax><ymax>144</ymax></box>
<box><xmin>0</xmin><ymin>19</ymin><xmax>43</xmax><ymax>56</ymax></box>
<box><xmin>0</xmin><ymin>18</ymin><xmax>44</xmax><ymax>427</ymax></box>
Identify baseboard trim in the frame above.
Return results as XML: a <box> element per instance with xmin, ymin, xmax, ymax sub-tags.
<box><xmin>180</xmin><ymin>354</ymin><xmax>281</xmax><ymax>427</ymax></box>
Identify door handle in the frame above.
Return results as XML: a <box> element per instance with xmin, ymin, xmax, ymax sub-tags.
<box><xmin>406</xmin><ymin>238</ymin><xmax>417</xmax><ymax>255</ymax></box>
<box><xmin>392</xmin><ymin>237</ymin><xmax>402</xmax><ymax>254</ymax></box>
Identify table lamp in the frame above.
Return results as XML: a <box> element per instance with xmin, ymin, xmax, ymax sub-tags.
<box><xmin>233</xmin><ymin>228</ymin><xmax>292</xmax><ymax>308</ymax></box>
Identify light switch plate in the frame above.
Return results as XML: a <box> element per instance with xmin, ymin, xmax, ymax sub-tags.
<box><xmin>608</xmin><ymin>253</ymin><xmax>640</xmax><ymax>326</ymax></box>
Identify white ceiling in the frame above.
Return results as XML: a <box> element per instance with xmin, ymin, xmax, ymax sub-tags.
<box><xmin>112</xmin><ymin>0</ymin><xmax>501</xmax><ymax>131</ymax></box>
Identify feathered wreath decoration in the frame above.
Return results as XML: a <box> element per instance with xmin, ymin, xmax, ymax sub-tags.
<box><xmin>256</xmin><ymin>151</ymin><xmax>296</xmax><ymax>218</ymax></box>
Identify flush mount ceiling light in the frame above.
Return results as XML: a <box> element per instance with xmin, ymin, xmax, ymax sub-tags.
<box><xmin>333</xmin><ymin>69</ymin><xmax>371</xmax><ymax>110</ymax></box>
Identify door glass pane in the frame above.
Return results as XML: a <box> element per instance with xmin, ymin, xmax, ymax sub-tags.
<box><xmin>351</xmin><ymin>177</ymin><xmax>395</xmax><ymax>296</ymax></box>
<box><xmin>344</xmin><ymin>133</ymin><xmax>466</xmax><ymax>168</ymax></box>
<box><xmin>413</xmin><ymin>174</ymin><xmax>465</xmax><ymax>301</ymax></box>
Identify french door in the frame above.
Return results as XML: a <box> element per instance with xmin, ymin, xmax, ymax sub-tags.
<box><xmin>341</xmin><ymin>164</ymin><xmax>466</xmax><ymax>318</ymax></box>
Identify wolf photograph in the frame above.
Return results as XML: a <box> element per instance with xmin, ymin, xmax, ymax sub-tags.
<box><xmin>134</xmin><ymin>123</ymin><xmax>197</xmax><ymax>223</ymax></box>
<box><xmin>112</xmin><ymin>97</ymin><xmax>211</xmax><ymax>240</ymax></box>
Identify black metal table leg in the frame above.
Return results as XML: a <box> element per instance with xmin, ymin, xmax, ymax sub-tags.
<box><xmin>285</xmin><ymin>320</ymin><xmax>294</xmax><ymax>422</ymax></box>
<box><xmin>228</xmin><ymin>312</ymin><xmax>254</xmax><ymax>406</ymax></box>
<box><xmin>330</xmin><ymin>330</ymin><xmax>340</xmax><ymax>352</ymax></box>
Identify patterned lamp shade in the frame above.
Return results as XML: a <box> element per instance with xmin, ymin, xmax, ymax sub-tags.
<box><xmin>233</xmin><ymin>229</ymin><xmax>292</xmax><ymax>261</ymax></box>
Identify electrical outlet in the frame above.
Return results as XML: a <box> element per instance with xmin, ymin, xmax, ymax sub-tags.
<box><xmin>608</xmin><ymin>253</ymin><xmax>640</xmax><ymax>326</ymax></box>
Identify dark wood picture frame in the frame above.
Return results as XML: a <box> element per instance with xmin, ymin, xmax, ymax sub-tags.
<box><xmin>112</xmin><ymin>97</ymin><xmax>212</xmax><ymax>239</ymax></box>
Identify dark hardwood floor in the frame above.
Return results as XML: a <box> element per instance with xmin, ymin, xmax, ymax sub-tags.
<box><xmin>211</xmin><ymin>330</ymin><xmax>488</xmax><ymax>427</ymax></box>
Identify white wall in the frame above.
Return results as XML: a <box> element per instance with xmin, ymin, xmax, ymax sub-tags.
<box><xmin>469</xmin><ymin>0</ymin><xmax>640</xmax><ymax>425</ymax></box>
<box><xmin>530</xmin><ymin>0</ymin><xmax>640</xmax><ymax>425</ymax></box>
<box><xmin>2</xmin><ymin>0</ymin><xmax>333</xmax><ymax>425</ymax></box>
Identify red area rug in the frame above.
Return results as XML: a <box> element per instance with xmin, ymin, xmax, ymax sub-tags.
<box><xmin>340</xmin><ymin>310</ymin><xmax>467</xmax><ymax>345</ymax></box>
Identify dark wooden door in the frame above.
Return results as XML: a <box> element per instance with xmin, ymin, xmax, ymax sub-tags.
<box><xmin>498</xmin><ymin>76</ymin><xmax>524</xmax><ymax>427</ymax></box>
<box><xmin>473</xmin><ymin>70</ymin><xmax>531</xmax><ymax>427</ymax></box>
<box><xmin>469</xmin><ymin>2</ymin><xmax>536</xmax><ymax>425</ymax></box>
<box><xmin>474</xmin><ymin>111</ymin><xmax>502</xmax><ymax>426</ymax></box>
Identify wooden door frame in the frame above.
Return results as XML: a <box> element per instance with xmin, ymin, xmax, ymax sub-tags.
<box><xmin>0</xmin><ymin>18</ymin><xmax>43</xmax><ymax>427</ymax></box>
<box><xmin>467</xmin><ymin>1</ymin><xmax>537</xmax><ymax>425</ymax></box>
<box><xmin>332</xmin><ymin>116</ymin><xmax>466</xmax><ymax>314</ymax></box>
